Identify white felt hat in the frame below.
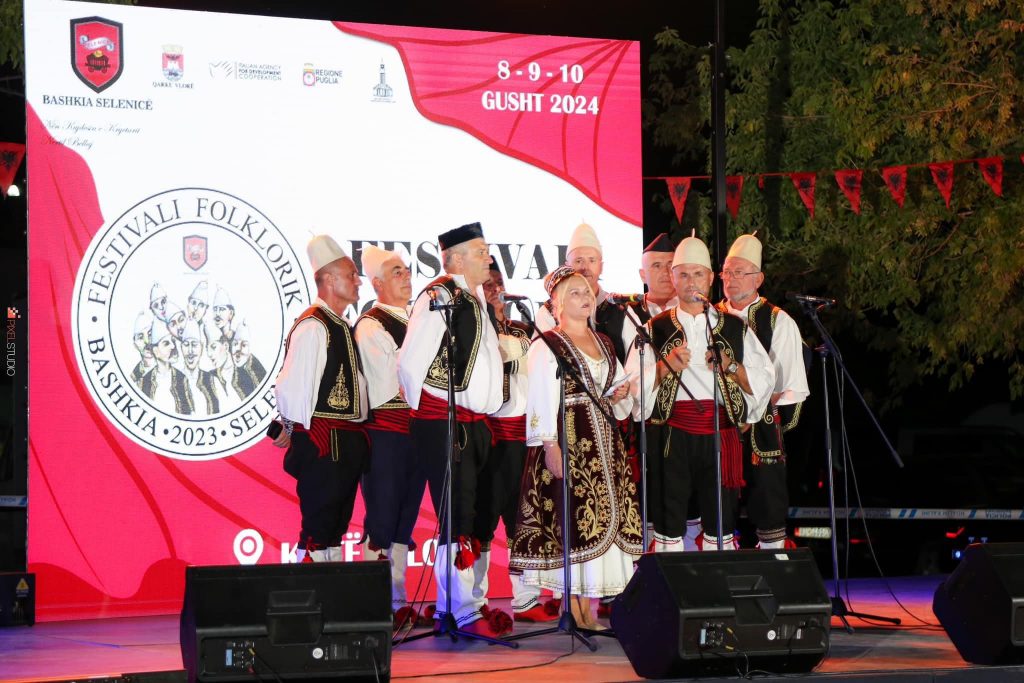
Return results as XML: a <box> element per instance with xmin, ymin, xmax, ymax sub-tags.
<box><xmin>362</xmin><ymin>245</ymin><xmax>400</xmax><ymax>280</ymax></box>
<box><xmin>726</xmin><ymin>232</ymin><xmax>762</xmax><ymax>270</ymax></box>
<box><xmin>672</xmin><ymin>232</ymin><xmax>712</xmax><ymax>270</ymax></box>
<box><xmin>307</xmin><ymin>234</ymin><xmax>348</xmax><ymax>272</ymax></box>
<box><xmin>567</xmin><ymin>222</ymin><xmax>602</xmax><ymax>255</ymax></box>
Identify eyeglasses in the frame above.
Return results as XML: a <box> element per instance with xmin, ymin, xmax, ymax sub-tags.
<box><xmin>719</xmin><ymin>270</ymin><xmax>760</xmax><ymax>279</ymax></box>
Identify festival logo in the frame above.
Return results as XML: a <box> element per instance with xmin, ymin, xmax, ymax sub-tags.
<box><xmin>71</xmin><ymin>188</ymin><xmax>310</xmax><ymax>460</ymax></box>
<box><xmin>70</xmin><ymin>16</ymin><xmax>123</xmax><ymax>93</ymax></box>
<box><xmin>162</xmin><ymin>45</ymin><xmax>183</xmax><ymax>81</ymax></box>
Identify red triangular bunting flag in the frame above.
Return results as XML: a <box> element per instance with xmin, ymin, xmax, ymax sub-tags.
<box><xmin>882</xmin><ymin>166</ymin><xmax>908</xmax><ymax>208</ymax></box>
<box><xmin>790</xmin><ymin>172</ymin><xmax>816</xmax><ymax>219</ymax></box>
<box><xmin>977</xmin><ymin>157</ymin><xmax>1003</xmax><ymax>197</ymax></box>
<box><xmin>834</xmin><ymin>169</ymin><xmax>863</xmax><ymax>214</ymax></box>
<box><xmin>725</xmin><ymin>176</ymin><xmax>744</xmax><ymax>220</ymax></box>
<box><xmin>0</xmin><ymin>142</ymin><xmax>25</xmax><ymax>198</ymax></box>
<box><xmin>665</xmin><ymin>177</ymin><xmax>692</xmax><ymax>224</ymax></box>
<box><xmin>929</xmin><ymin>162</ymin><xmax>954</xmax><ymax>208</ymax></box>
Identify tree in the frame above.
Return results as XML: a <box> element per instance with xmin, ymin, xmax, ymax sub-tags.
<box><xmin>648</xmin><ymin>0</ymin><xmax>1024</xmax><ymax>404</ymax></box>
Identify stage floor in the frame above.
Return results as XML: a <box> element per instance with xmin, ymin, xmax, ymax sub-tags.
<box><xmin>3</xmin><ymin>576</ymin><xmax>1023</xmax><ymax>682</ymax></box>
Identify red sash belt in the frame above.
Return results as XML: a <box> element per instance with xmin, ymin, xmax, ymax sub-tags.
<box><xmin>412</xmin><ymin>390</ymin><xmax>488</xmax><ymax>423</ymax></box>
<box><xmin>366</xmin><ymin>407</ymin><xmax>411</xmax><ymax>434</ymax></box>
<box><xmin>667</xmin><ymin>400</ymin><xmax>745</xmax><ymax>488</ymax></box>
<box><xmin>486</xmin><ymin>415</ymin><xmax>526</xmax><ymax>442</ymax></box>
<box><xmin>294</xmin><ymin>417</ymin><xmax>366</xmax><ymax>458</ymax></box>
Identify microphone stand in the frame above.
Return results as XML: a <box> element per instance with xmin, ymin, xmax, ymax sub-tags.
<box><xmin>503</xmin><ymin>301</ymin><xmax>618</xmax><ymax>650</ymax></box>
<box><xmin>618</xmin><ymin>304</ymin><xmax>703</xmax><ymax>551</ymax></box>
<box><xmin>797</xmin><ymin>300</ymin><xmax>902</xmax><ymax>631</ymax></box>
<box><xmin>401</xmin><ymin>287</ymin><xmax>518</xmax><ymax>648</ymax></box>
<box><xmin>700</xmin><ymin>298</ymin><xmax>735</xmax><ymax>550</ymax></box>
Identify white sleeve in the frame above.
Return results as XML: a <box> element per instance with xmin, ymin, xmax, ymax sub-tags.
<box><xmin>525</xmin><ymin>340</ymin><xmax>559</xmax><ymax>446</ymax></box>
<box><xmin>534</xmin><ymin>304</ymin><xmax>556</xmax><ymax>336</ymax></box>
<box><xmin>273</xmin><ymin>319</ymin><xmax>327</xmax><ymax>428</ymax></box>
<box><xmin>625</xmin><ymin>322</ymin><xmax>659</xmax><ymax>421</ymax></box>
<box><xmin>620</xmin><ymin>306</ymin><xmax>643</xmax><ymax>364</ymax></box>
<box><xmin>498</xmin><ymin>331</ymin><xmax>530</xmax><ymax>363</ymax></box>
<box><xmin>771</xmin><ymin>311</ymin><xmax>810</xmax><ymax>405</ymax></box>
<box><xmin>739</xmin><ymin>327</ymin><xmax>776</xmax><ymax>423</ymax></box>
<box><xmin>354</xmin><ymin>316</ymin><xmax>399</xmax><ymax>409</ymax></box>
<box><xmin>609</xmin><ymin>355</ymin><xmax>634</xmax><ymax>420</ymax></box>
<box><xmin>397</xmin><ymin>292</ymin><xmax>445</xmax><ymax>410</ymax></box>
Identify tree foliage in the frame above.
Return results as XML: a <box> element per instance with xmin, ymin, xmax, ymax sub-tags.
<box><xmin>648</xmin><ymin>0</ymin><xmax>1024</xmax><ymax>402</ymax></box>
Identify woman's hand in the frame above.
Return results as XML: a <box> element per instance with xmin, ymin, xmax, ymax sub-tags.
<box><xmin>610</xmin><ymin>380</ymin><xmax>631</xmax><ymax>404</ymax></box>
<box><xmin>543</xmin><ymin>442</ymin><xmax>563</xmax><ymax>479</ymax></box>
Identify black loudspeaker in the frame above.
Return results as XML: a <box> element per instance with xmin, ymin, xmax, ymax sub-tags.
<box><xmin>610</xmin><ymin>549</ymin><xmax>831</xmax><ymax>679</ymax></box>
<box><xmin>180</xmin><ymin>562</ymin><xmax>392</xmax><ymax>682</ymax></box>
<box><xmin>933</xmin><ymin>542</ymin><xmax>1024</xmax><ymax>665</ymax></box>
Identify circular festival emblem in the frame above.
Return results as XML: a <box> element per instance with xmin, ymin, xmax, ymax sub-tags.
<box><xmin>72</xmin><ymin>188</ymin><xmax>310</xmax><ymax>460</ymax></box>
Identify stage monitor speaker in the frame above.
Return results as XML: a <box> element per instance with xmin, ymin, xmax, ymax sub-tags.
<box><xmin>610</xmin><ymin>549</ymin><xmax>831</xmax><ymax>679</ymax></box>
<box><xmin>180</xmin><ymin>562</ymin><xmax>392</xmax><ymax>682</ymax></box>
<box><xmin>933</xmin><ymin>542</ymin><xmax>1024</xmax><ymax>665</ymax></box>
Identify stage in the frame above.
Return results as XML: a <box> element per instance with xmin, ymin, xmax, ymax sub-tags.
<box><xmin>3</xmin><ymin>575</ymin><xmax>1023</xmax><ymax>683</ymax></box>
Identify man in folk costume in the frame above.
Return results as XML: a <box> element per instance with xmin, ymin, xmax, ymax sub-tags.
<box><xmin>397</xmin><ymin>222</ymin><xmax>523</xmax><ymax>638</ymax></box>
<box><xmin>353</xmin><ymin>245</ymin><xmax>428</xmax><ymax>626</ymax></box>
<box><xmin>150</xmin><ymin>282</ymin><xmax>169</xmax><ymax>321</ymax></box>
<box><xmin>211</xmin><ymin>286</ymin><xmax>236</xmax><ymax>342</ymax></box>
<box><xmin>626</xmin><ymin>234</ymin><xmax>775</xmax><ymax>552</ymax></box>
<box><xmin>131</xmin><ymin>311</ymin><xmax>156</xmax><ymax>388</ymax></box>
<box><xmin>477</xmin><ymin>262</ymin><xmax>558</xmax><ymax>624</ymax></box>
<box><xmin>180</xmin><ymin>319</ymin><xmax>220</xmax><ymax>416</ymax></box>
<box><xmin>272</xmin><ymin>235</ymin><xmax>369</xmax><ymax>563</ymax></box>
<box><xmin>231</xmin><ymin>320</ymin><xmax>267</xmax><ymax>396</ymax></box>
<box><xmin>535</xmin><ymin>222</ymin><xmax>606</xmax><ymax>336</ymax></box>
<box><xmin>187</xmin><ymin>280</ymin><xmax>210</xmax><ymax>324</ymax></box>
<box><xmin>719</xmin><ymin>233</ymin><xmax>809</xmax><ymax>549</ymax></box>
<box><xmin>141</xmin><ymin>318</ymin><xmax>194</xmax><ymax>416</ymax></box>
<box><xmin>204</xmin><ymin>320</ymin><xmax>240</xmax><ymax>412</ymax></box>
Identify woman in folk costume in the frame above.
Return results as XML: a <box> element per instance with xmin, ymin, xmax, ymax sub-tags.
<box><xmin>509</xmin><ymin>266</ymin><xmax>643</xmax><ymax>630</ymax></box>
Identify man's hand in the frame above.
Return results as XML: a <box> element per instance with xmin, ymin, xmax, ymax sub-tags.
<box><xmin>272</xmin><ymin>430</ymin><xmax>291</xmax><ymax>449</ymax></box>
<box><xmin>659</xmin><ymin>341</ymin><xmax>691</xmax><ymax>380</ymax></box>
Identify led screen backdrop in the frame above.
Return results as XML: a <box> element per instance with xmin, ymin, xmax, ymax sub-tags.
<box><xmin>24</xmin><ymin>0</ymin><xmax>641</xmax><ymax>620</ymax></box>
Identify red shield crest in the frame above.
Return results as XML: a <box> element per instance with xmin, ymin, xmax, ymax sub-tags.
<box><xmin>183</xmin><ymin>235</ymin><xmax>208</xmax><ymax>271</ymax></box>
<box><xmin>70</xmin><ymin>17</ymin><xmax>123</xmax><ymax>93</ymax></box>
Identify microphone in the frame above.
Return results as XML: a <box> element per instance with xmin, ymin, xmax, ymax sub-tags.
<box><xmin>787</xmin><ymin>292</ymin><xmax>837</xmax><ymax>308</ymax></box>
<box><xmin>498</xmin><ymin>292</ymin><xmax>529</xmax><ymax>303</ymax></box>
<box><xmin>691</xmin><ymin>290</ymin><xmax>712</xmax><ymax>307</ymax></box>
<box><xmin>607</xmin><ymin>293</ymin><xmax>644</xmax><ymax>305</ymax></box>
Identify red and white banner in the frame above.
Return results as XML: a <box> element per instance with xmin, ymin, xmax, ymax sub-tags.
<box><xmin>25</xmin><ymin>0</ymin><xmax>642</xmax><ymax>620</ymax></box>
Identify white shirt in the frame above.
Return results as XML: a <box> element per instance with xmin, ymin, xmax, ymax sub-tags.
<box><xmin>526</xmin><ymin>332</ymin><xmax>633</xmax><ymax>446</ymax></box>
<box><xmin>620</xmin><ymin>295</ymin><xmax>679</xmax><ymax>360</ymax></box>
<box><xmin>490</xmin><ymin>319</ymin><xmax>531</xmax><ymax>419</ymax></box>
<box><xmin>274</xmin><ymin>298</ymin><xmax>369</xmax><ymax>428</ymax></box>
<box><xmin>725</xmin><ymin>298</ymin><xmax>809</xmax><ymax>407</ymax></box>
<box><xmin>625</xmin><ymin>305</ymin><xmax>775</xmax><ymax>423</ymax></box>
<box><xmin>397</xmin><ymin>274</ymin><xmax>503</xmax><ymax>414</ymax></box>
<box><xmin>354</xmin><ymin>302</ymin><xmax>410</xmax><ymax>410</ymax></box>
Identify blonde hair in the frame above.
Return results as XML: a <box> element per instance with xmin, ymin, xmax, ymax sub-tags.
<box><xmin>551</xmin><ymin>272</ymin><xmax>594</xmax><ymax>324</ymax></box>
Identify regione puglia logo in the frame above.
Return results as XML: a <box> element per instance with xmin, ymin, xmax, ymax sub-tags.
<box><xmin>71</xmin><ymin>188</ymin><xmax>310</xmax><ymax>460</ymax></box>
<box><xmin>71</xmin><ymin>16</ymin><xmax>124</xmax><ymax>93</ymax></box>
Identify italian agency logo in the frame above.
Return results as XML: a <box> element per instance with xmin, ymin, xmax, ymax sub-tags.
<box><xmin>72</xmin><ymin>188</ymin><xmax>310</xmax><ymax>460</ymax></box>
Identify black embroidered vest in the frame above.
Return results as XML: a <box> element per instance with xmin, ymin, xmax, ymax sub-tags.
<box><xmin>356</xmin><ymin>305</ymin><xmax>410</xmax><ymax>410</ymax></box>
<box><xmin>645</xmin><ymin>308</ymin><xmax>747</xmax><ymax>426</ymax></box>
<box><xmin>286</xmin><ymin>305</ymin><xmax>362</xmax><ymax>421</ymax></box>
<box><xmin>595</xmin><ymin>297</ymin><xmax>653</xmax><ymax>364</ymax></box>
<box><xmin>497</xmin><ymin>318</ymin><xmax>531</xmax><ymax>404</ymax></box>
<box><xmin>422</xmin><ymin>276</ymin><xmax>484</xmax><ymax>393</ymax></box>
<box><xmin>726</xmin><ymin>297</ymin><xmax>803</xmax><ymax>461</ymax></box>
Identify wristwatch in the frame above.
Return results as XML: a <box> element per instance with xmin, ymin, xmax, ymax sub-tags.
<box><xmin>726</xmin><ymin>361</ymin><xmax>739</xmax><ymax>375</ymax></box>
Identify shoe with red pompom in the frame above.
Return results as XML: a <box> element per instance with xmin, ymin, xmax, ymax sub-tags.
<box><xmin>514</xmin><ymin>602</ymin><xmax>560</xmax><ymax>622</ymax></box>
<box><xmin>596</xmin><ymin>600</ymin><xmax>613</xmax><ymax>619</ymax></box>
